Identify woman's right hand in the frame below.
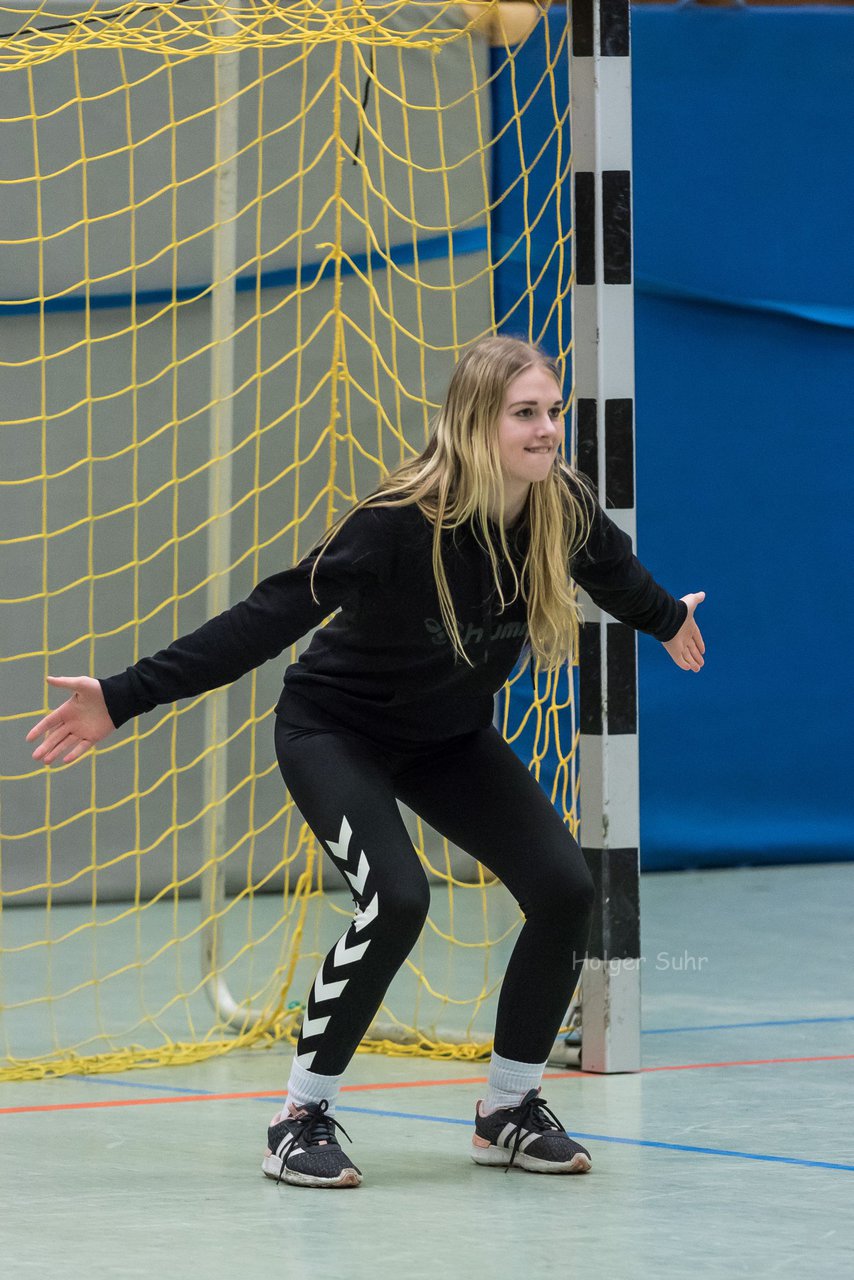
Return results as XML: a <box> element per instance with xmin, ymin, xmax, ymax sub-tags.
<box><xmin>26</xmin><ymin>676</ymin><xmax>116</xmax><ymax>767</ymax></box>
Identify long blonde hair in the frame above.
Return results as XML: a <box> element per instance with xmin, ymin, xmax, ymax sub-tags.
<box><xmin>311</xmin><ymin>335</ymin><xmax>599</xmax><ymax>673</ymax></box>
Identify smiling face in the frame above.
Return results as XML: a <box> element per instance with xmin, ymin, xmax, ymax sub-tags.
<box><xmin>496</xmin><ymin>365</ymin><xmax>564</xmax><ymax>504</ymax></box>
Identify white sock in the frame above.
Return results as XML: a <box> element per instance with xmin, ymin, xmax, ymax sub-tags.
<box><xmin>284</xmin><ymin>1058</ymin><xmax>343</xmax><ymax>1118</ymax></box>
<box><xmin>481</xmin><ymin>1051</ymin><xmax>548</xmax><ymax>1115</ymax></box>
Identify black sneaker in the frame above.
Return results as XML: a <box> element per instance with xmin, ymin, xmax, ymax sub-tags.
<box><xmin>471</xmin><ymin>1087</ymin><xmax>592</xmax><ymax>1174</ymax></box>
<box><xmin>262</xmin><ymin>1100</ymin><xmax>362</xmax><ymax>1188</ymax></box>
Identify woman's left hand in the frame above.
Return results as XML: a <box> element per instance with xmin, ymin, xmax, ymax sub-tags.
<box><xmin>662</xmin><ymin>592</ymin><xmax>706</xmax><ymax>672</ymax></box>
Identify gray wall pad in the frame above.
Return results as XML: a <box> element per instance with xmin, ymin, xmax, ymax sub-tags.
<box><xmin>3</xmin><ymin>10</ymin><xmax>496</xmax><ymax>903</ymax></box>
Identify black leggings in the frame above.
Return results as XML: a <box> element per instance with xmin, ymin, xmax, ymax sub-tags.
<box><xmin>274</xmin><ymin>713</ymin><xmax>595</xmax><ymax>1075</ymax></box>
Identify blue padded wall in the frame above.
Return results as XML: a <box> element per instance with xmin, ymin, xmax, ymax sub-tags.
<box><xmin>492</xmin><ymin>7</ymin><xmax>854</xmax><ymax>868</ymax></box>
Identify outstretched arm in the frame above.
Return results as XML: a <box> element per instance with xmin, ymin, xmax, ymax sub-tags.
<box><xmin>25</xmin><ymin>567</ymin><xmax>329</xmax><ymax>768</ymax></box>
<box><xmin>570</xmin><ymin>493</ymin><xmax>706</xmax><ymax>672</ymax></box>
<box><xmin>25</xmin><ymin>503</ymin><xmax>394</xmax><ymax>764</ymax></box>
<box><xmin>95</xmin><ymin>564</ymin><xmax>330</xmax><ymax>731</ymax></box>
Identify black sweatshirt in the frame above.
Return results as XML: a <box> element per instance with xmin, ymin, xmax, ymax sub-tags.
<box><xmin>99</xmin><ymin>487</ymin><xmax>687</xmax><ymax>746</ymax></box>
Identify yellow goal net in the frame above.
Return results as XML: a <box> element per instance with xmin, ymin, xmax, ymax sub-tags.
<box><xmin>0</xmin><ymin>0</ymin><xmax>581</xmax><ymax>1082</ymax></box>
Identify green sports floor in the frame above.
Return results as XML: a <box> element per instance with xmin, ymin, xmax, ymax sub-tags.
<box><xmin>2</xmin><ymin>862</ymin><xmax>852</xmax><ymax>1279</ymax></box>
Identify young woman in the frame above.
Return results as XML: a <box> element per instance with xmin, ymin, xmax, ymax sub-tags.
<box><xmin>26</xmin><ymin>335</ymin><xmax>705</xmax><ymax>1189</ymax></box>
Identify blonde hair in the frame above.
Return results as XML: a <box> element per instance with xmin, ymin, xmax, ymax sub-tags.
<box><xmin>311</xmin><ymin>335</ymin><xmax>598</xmax><ymax>674</ymax></box>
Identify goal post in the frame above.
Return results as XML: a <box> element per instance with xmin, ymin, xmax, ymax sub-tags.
<box><xmin>0</xmin><ymin>0</ymin><xmax>641</xmax><ymax>1080</ymax></box>
<box><xmin>569</xmin><ymin>0</ymin><xmax>641</xmax><ymax>1072</ymax></box>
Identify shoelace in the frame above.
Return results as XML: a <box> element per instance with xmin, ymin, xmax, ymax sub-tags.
<box><xmin>275</xmin><ymin>1099</ymin><xmax>355</xmax><ymax>1186</ymax></box>
<box><xmin>502</xmin><ymin>1089</ymin><xmax>567</xmax><ymax>1173</ymax></box>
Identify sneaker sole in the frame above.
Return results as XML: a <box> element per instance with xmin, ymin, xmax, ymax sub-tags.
<box><xmin>262</xmin><ymin>1154</ymin><xmax>362</xmax><ymax>1188</ymax></box>
<box><xmin>470</xmin><ymin>1143</ymin><xmax>591</xmax><ymax>1174</ymax></box>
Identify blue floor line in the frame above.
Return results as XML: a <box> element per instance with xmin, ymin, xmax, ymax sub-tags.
<box><xmin>59</xmin><ymin>1079</ymin><xmax>854</xmax><ymax>1173</ymax></box>
<box><xmin>642</xmin><ymin>1015</ymin><xmax>854</xmax><ymax>1034</ymax></box>
<box><xmin>66</xmin><ymin>1075</ymin><xmax>216</xmax><ymax>1094</ymax></box>
<box><xmin>335</xmin><ymin>1106</ymin><xmax>854</xmax><ymax>1172</ymax></box>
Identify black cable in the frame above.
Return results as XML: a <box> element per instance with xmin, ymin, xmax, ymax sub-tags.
<box><xmin>352</xmin><ymin>43</ymin><xmax>374</xmax><ymax>164</ymax></box>
<box><xmin>6</xmin><ymin>3</ymin><xmax>376</xmax><ymax>173</ymax></box>
<box><xmin>5</xmin><ymin>3</ymin><xmax>374</xmax><ymax>171</ymax></box>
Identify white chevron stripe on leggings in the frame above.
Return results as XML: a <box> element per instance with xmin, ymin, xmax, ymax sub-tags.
<box><xmin>344</xmin><ymin>850</ymin><xmax>370</xmax><ymax>896</ymax></box>
<box><xmin>334</xmin><ymin>930</ymin><xmax>370</xmax><ymax>966</ymax></box>
<box><xmin>326</xmin><ymin>814</ymin><xmax>353</xmax><ymax>865</ymax></box>
<box><xmin>298</xmin><ymin>810</ymin><xmax>375</xmax><ymax>1053</ymax></box>
<box><xmin>353</xmin><ymin>893</ymin><xmax>378</xmax><ymax>932</ymax></box>
<box><xmin>300</xmin><ymin>1011</ymin><xmax>331</xmax><ymax>1039</ymax></box>
<box><xmin>312</xmin><ymin>966</ymin><xmax>348</xmax><ymax>1002</ymax></box>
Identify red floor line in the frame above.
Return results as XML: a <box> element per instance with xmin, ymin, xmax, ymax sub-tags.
<box><xmin>2</xmin><ymin>1052</ymin><xmax>852</xmax><ymax>1117</ymax></box>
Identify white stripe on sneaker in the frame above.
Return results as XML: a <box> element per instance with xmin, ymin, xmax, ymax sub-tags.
<box><xmin>498</xmin><ymin>1123</ymin><xmax>535</xmax><ymax>1147</ymax></box>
